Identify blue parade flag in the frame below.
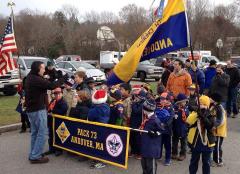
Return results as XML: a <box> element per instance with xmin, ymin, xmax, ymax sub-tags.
<box><xmin>107</xmin><ymin>0</ymin><xmax>190</xmax><ymax>86</ymax></box>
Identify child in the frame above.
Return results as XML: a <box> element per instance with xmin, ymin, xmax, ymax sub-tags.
<box><xmin>108</xmin><ymin>88</ymin><xmax>124</xmax><ymax>126</ymax></box>
<box><xmin>69</xmin><ymin>90</ymin><xmax>92</xmax><ymax>120</ymax></box>
<box><xmin>63</xmin><ymin>77</ymin><xmax>77</xmax><ymax>116</ymax></box>
<box><xmin>188</xmin><ymin>84</ymin><xmax>198</xmax><ymax>112</ymax></box>
<box><xmin>172</xmin><ymin>93</ymin><xmax>189</xmax><ymax>161</ymax></box>
<box><xmin>88</xmin><ymin>89</ymin><xmax>110</xmax><ymax>169</ymax></box>
<box><xmin>155</xmin><ymin>108</ymin><xmax>173</xmax><ymax>166</ymax></box>
<box><xmin>45</xmin><ymin>87</ymin><xmax>68</xmax><ymax>156</ymax></box>
<box><xmin>85</xmin><ymin>77</ymin><xmax>96</xmax><ymax>97</ymax></box>
<box><xmin>16</xmin><ymin>77</ymin><xmax>30</xmax><ymax>133</ymax></box>
<box><xmin>209</xmin><ymin>93</ymin><xmax>227</xmax><ymax>167</ymax></box>
<box><xmin>140</xmin><ymin>98</ymin><xmax>162</xmax><ymax>174</ymax></box>
<box><xmin>129</xmin><ymin>90</ymin><xmax>146</xmax><ymax>159</ymax></box>
<box><xmin>120</xmin><ymin>83</ymin><xmax>132</xmax><ymax>126</ymax></box>
<box><xmin>187</xmin><ymin>95</ymin><xmax>215</xmax><ymax>174</ymax></box>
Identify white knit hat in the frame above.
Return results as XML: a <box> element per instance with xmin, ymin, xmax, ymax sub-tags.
<box><xmin>92</xmin><ymin>90</ymin><xmax>108</xmax><ymax>104</ymax></box>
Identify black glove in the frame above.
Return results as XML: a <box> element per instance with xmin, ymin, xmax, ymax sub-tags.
<box><xmin>63</xmin><ymin>73</ymin><xmax>69</xmax><ymax>81</ymax></box>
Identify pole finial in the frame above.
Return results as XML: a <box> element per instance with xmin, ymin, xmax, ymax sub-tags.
<box><xmin>7</xmin><ymin>1</ymin><xmax>15</xmax><ymax>13</ymax></box>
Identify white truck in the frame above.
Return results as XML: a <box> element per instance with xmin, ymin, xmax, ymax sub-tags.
<box><xmin>100</xmin><ymin>51</ymin><xmax>126</xmax><ymax>69</ymax></box>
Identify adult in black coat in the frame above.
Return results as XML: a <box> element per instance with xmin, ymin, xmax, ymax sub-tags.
<box><xmin>209</xmin><ymin>65</ymin><xmax>230</xmax><ymax>108</ymax></box>
<box><xmin>25</xmin><ymin>61</ymin><xmax>68</xmax><ymax>163</ymax></box>
<box><xmin>225</xmin><ymin>61</ymin><xmax>240</xmax><ymax>117</ymax></box>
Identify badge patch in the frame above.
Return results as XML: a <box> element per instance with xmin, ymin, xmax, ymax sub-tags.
<box><xmin>106</xmin><ymin>133</ymin><xmax>123</xmax><ymax>157</ymax></box>
<box><xmin>56</xmin><ymin>122</ymin><xmax>70</xmax><ymax>143</ymax></box>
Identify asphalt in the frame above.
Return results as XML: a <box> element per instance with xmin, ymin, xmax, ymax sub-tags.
<box><xmin>0</xmin><ymin>117</ymin><xmax>239</xmax><ymax>174</ymax></box>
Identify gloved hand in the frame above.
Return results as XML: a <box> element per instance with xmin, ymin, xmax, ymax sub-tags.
<box><xmin>148</xmin><ymin>131</ymin><xmax>160</xmax><ymax>137</ymax></box>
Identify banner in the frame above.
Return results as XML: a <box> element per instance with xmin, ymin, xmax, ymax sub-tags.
<box><xmin>107</xmin><ymin>0</ymin><xmax>189</xmax><ymax>85</ymax></box>
<box><xmin>52</xmin><ymin>114</ymin><xmax>130</xmax><ymax>169</ymax></box>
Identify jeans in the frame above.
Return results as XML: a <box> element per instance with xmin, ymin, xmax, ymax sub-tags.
<box><xmin>160</xmin><ymin>134</ymin><xmax>171</xmax><ymax>161</ymax></box>
<box><xmin>27</xmin><ymin>109</ymin><xmax>48</xmax><ymax>160</ymax></box>
<box><xmin>189</xmin><ymin>150</ymin><xmax>211</xmax><ymax>174</ymax></box>
<box><xmin>226</xmin><ymin>87</ymin><xmax>238</xmax><ymax>116</ymax></box>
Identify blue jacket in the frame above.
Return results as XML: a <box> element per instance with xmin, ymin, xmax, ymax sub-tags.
<box><xmin>189</xmin><ymin>68</ymin><xmax>205</xmax><ymax>94</ymax></box>
<box><xmin>109</xmin><ymin>101</ymin><xmax>124</xmax><ymax>125</ymax></box>
<box><xmin>155</xmin><ymin>108</ymin><xmax>173</xmax><ymax>135</ymax></box>
<box><xmin>172</xmin><ymin>105</ymin><xmax>189</xmax><ymax>138</ymax></box>
<box><xmin>130</xmin><ymin>101</ymin><xmax>144</xmax><ymax>128</ymax></box>
<box><xmin>52</xmin><ymin>98</ymin><xmax>68</xmax><ymax>116</ymax></box>
<box><xmin>204</xmin><ymin>67</ymin><xmax>216</xmax><ymax>89</ymax></box>
<box><xmin>141</xmin><ymin>115</ymin><xmax>162</xmax><ymax>158</ymax></box>
<box><xmin>88</xmin><ymin>103</ymin><xmax>110</xmax><ymax>124</ymax></box>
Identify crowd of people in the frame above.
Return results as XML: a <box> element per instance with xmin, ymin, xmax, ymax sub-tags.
<box><xmin>16</xmin><ymin>58</ymin><xmax>240</xmax><ymax>174</ymax></box>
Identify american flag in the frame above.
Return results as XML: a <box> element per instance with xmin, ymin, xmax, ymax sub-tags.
<box><xmin>0</xmin><ymin>15</ymin><xmax>18</xmax><ymax>76</ymax></box>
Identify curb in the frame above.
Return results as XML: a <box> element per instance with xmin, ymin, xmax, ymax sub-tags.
<box><xmin>0</xmin><ymin>123</ymin><xmax>21</xmax><ymax>133</ymax></box>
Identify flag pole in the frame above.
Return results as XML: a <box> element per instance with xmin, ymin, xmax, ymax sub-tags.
<box><xmin>8</xmin><ymin>1</ymin><xmax>21</xmax><ymax>80</ymax></box>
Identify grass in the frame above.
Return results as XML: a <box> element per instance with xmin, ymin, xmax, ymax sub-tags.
<box><xmin>0</xmin><ymin>94</ymin><xmax>20</xmax><ymax>126</ymax></box>
<box><xmin>149</xmin><ymin>82</ymin><xmax>158</xmax><ymax>94</ymax></box>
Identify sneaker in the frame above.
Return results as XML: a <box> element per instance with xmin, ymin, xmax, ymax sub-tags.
<box><xmin>164</xmin><ymin>160</ymin><xmax>171</xmax><ymax>166</ymax></box>
<box><xmin>232</xmin><ymin>114</ymin><xmax>237</xmax><ymax>118</ymax></box>
<box><xmin>171</xmin><ymin>154</ymin><xmax>178</xmax><ymax>160</ymax></box>
<box><xmin>178</xmin><ymin>155</ymin><xmax>186</xmax><ymax>161</ymax></box>
<box><xmin>55</xmin><ymin>150</ymin><xmax>63</xmax><ymax>156</ymax></box>
<box><xmin>135</xmin><ymin>155</ymin><xmax>142</xmax><ymax>160</ymax></box>
<box><xmin>128</xmin><ymin>153</ymin><xmax>134</xmax><ymax>158</ymax></box>
<box><xmin>211</xmin><ymin>161</ymin><xmax>217</xmax><ymax>167</ymax></box>
<box><xmin>216</xmin><ymin>162</ymin><xmax>224</xmax><ymax>167</ymax></box>
<box><xmin>19</xmin><ymin>129</ymin><xmax>26</xmax><ymax>133</ymax></box>
<box><xmin>91</xmin><ymin>162</ymin><xmax>106</xmax><ymax>169</ymax></box>
<box><xmin>30</xmin><ymin>156</ymin><xmax>49</xmax><ymax>164</ymax></box>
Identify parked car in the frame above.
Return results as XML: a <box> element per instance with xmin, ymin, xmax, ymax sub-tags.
<box><xmin>133</xmin><ymin>60</ymin><xmax>163</xmax><ymax>82</ymax></box>
<box><xmin>231</xmin><ymin>56</ymin><xmax>240</xmax><ymax>68</ymax></box>
<box><xmin>150</xmin><ymin>57</ymin><xmax>165</xmax><ymax>67</ymax></box>
<box><xmin>55</xmin><ymin>55</ymin><xmax>81</xmax><ymax>63</ymax></box>
<box><xmin>0</xmin><ymin>69</ymin><xmax>21</xmax><ymax>96</ymax></box>
<box><xmin>15</xmin><ymin>56</ymin><xmax>51</xmax><ymax>78</ymax></box>
<box><xmin>56</xmin><ymin>61</ymin><xmax>106</xmax><ymax>82</ymax></box>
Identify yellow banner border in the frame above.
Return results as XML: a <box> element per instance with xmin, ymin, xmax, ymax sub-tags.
<box><xmin>52</xmin><ymin>114</ymin><xmax>130</xmax><ymax>169</ymax></box>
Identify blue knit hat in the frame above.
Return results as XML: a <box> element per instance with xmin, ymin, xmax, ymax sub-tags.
<box><xmin>155</xmin><ymin>109</ymin><xmax>171</xmax><ymax>123</ymax></box>
<box><xmin>143</xmin><ymin>98</ymin><xmax>156</xmax><ymax>112</ymax></box>
<box><xmin>175</xmin><ymin>93</ymin><xmax>188</xmax><ymax>105</ymax></box>
<box><xmin>136</xmin><ymin>90</ymin><xmax>147</xmax><ymax>100</ymax></box>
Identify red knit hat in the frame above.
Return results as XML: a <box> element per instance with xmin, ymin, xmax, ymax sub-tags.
<box><xmin>92</xmin><ymin>90</ymin><xmax>108</xmax><ymax>104</ymax></box>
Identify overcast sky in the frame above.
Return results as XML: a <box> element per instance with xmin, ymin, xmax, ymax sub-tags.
<box><xmin>0</xmin><ymin>0</ymin><xmax>234</xmax><ymax>17</ymax></box>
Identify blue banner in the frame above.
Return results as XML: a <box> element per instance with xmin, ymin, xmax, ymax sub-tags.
<box><xmin>52</xmin><ymin>114</ymin><xmax>130</xmax><ymax>169</ymax></box>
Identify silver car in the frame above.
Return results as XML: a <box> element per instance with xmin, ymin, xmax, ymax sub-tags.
<box><xmin>56</xmin><ymin>61</ymin><xmax>106</xmax><ymax>82</ymax></box>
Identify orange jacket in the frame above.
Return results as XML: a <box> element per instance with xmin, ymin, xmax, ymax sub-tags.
<box><xmin>166</xmin><ymin>70</ymin><xmax>192</xmax><ymax>98</ymax></box>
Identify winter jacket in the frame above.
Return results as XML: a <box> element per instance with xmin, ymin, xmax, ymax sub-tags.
<box><xmin>166</xmin><ymin>70</ymin><xmax>192</xmax><ymax>97</ymax></box>
<box><xmin>88</xmin><ymin>103</ymin><xmax>110</xmax><ymax>124</ymax></box>
<box><xmin>204</xmin><ymin>67</ymin><xmax>216</xmax><ymax>89</ymax></box>
<box><xmin>187</xmin><ymin>111</ymin><xmax>215</xmax><ymax>151</ymax></box>
<box><xmin>210</xmin><ymin>104</ymin><xmax>227</xmax><ymax>138</ymax></box>
<box><xmin>69</xmin><ymin>100</ymin><xmax>92</xmax><ymax>120</ymax></box>
<box><xmin>109</xmin><ymin>101</ymin><xmax>124</xmax><ymax>125</ymax></box>
<box><xmin>73</xmin><ymin>82</ymin><xmax>88</xmax><ymax>92</ymax></box>
<box><xmin>25</xmin><ymin>72</ymin><xmax>65</xmax><ymax>112</ymax></box>
<box><xmin>225</xmin><ymin>67</ymin><xmax>240</xmax><ymax>88</ymax></box>
<box><xmin>130</xmin><ymin>100</ymin><xmax>144</xmax><ymax>128</ymax></box>
<box><xmin>189</xmin><ymin>68</ymin><xmax>205</xmax><ymax>94</ymax></box>
<box><xmin>50</xmin><ymin>98</ymin><xmax>68</xmax><ymax>116</ymax></box>
<box><xmin>172</xmin><ymin>105</ymin><xmax>189</xmax><ymax>138</ymax></box>
<box><xmin>209</xmin><ymin>73</ymin><xmax>230</xmax><ymax>102</ymax></box>
<box><xmin>155</xmin><ymin>108</ymin><xmax>173</xmax><ymax>135</ymax></box>
<box><xmin>122</xmin><ymin>97</ymin><xmax>132</xmax><ymax>126</ymax></box>
<box><xmin>141</xmin><ymin>115</ymin><xmax>162</xmax><ymax>158</ymax></box>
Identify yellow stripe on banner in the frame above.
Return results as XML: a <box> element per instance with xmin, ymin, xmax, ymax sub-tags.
<box><xmin>52</xmin><ymin>114</ymin><xmax>130</xmax><ymax>169</ymax></box>
<box><xmin>114</xmin><ymin>0</ymin><xmax>186</xmax><ymax>82</ymax></box>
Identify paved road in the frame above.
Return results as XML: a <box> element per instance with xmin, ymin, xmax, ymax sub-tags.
<box><xmin>0</xmin><ymin>117</ymin><xmax>239</xmax><ymax>174</ymax></box>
